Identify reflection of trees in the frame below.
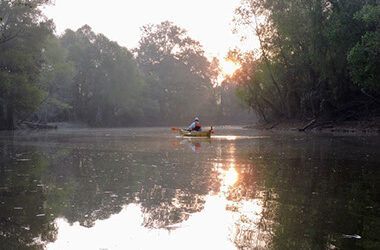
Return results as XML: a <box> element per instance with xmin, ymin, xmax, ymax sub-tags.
<box><xmin>1</xmin><ymin>139</ymin><xmax>218</xmax><ymax>248</ymax></box>
<box><xmin>219</xmin><ymin>160</ymin><xmax>271</xmax><ymax>249</ymax></box>
<box><xmin>140</xmin><ymin>188</ymin><xmax>205</xmax><ymax>228</ymax></box>
<box><xmin>135</xmin><ymin>150</ymin><xmax>215</xmax><ymax>228</ymax></box>
<box><xmin>0</xmin><ymin>143</ymin><xmax>57</xmax><ymax>249</ymax></box>
<box><xmin>229</xmin><ymin>137</ymin><xmax>380</xmax><ymax>249</ymax></box>
<box><xmin>42</xmin><ymin>144</ymin><xmax>218</xmax><ymax>229</ymax></box>
<box><xmin>3</xmin><ymin>134</ymin><xmax>379</xmax><ymax>249</ymax></box>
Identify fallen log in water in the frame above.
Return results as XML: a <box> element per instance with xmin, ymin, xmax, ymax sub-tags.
<box><xmin>298</xmin><ymin>119</ymin><xmax>316</xmax><ymax>131</ymax></box>
<box><xmin>22</xmin><ymin>121</ymin><xmax>57</xmax><ymax>129</ymax></box>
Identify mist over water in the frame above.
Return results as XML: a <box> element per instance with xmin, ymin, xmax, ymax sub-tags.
<box><xmin>0</xmin><ymin>127</ymin><xmax>379</xmax><ymax>249</ymax></box>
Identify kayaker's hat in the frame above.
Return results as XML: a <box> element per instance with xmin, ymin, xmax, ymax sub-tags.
<box><xmin>195</xmin><ymin>117</ymin><xmax>199</xmax><ymax>121</ymax></box>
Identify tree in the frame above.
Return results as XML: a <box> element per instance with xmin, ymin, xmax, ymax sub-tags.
<box><xmin>60</xmin><ymin>26</ymin><xmax>145</xmax><ymax>126</ymax></box>
<box><xmin>135</xmin><ymin>21</ymin><xmax>217</xmax><ymax>124</ymax></box>
<box><xmin>0</xmin><ymin>0</ymin><xmax>53</xmax><ymax>130</ymax></box>
<box><xmin>347</xmin><ymin>4</ymin><xmax>380</xmax><ymax>98</ymax></box>
<box><xmin>36</xmin><ymin>35</ymin><xmax>75</xmax><ymax>123</ymax></box>
<box><xmin>233</xmin><ymin>0</ymin><xmax>379</xmax><ymax>122</ymax></box>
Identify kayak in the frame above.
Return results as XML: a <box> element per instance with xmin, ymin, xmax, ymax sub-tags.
<box><xmin>179</xmin><ymin>129</ymin><xmax>212</xmax><ymax>137</ymax></box>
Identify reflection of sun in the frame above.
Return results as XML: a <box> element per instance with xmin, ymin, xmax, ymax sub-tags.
<box><xmin>219</xmin><ymin>164</ymin><xmax>238</xmax><ymax>193</ymax></box>
<box><xmin>220</xmin><ymin>60</ymin><xmax>239</xmax><ymax>76</ymax></box>
<box><xmin>224</xmin><ymin>165</ymin><xmax>238</xmax><ymax>187</ymax></box>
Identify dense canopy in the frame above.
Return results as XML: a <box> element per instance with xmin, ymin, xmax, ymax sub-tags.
<box><xmin>232</xmin><ymin>0</ymin><xmax>379</xmax><ymax>122</ymax></box>
<box><xmin>0</xmin><ymin>0</ymin><xmax>379</xmax><ymax>130</ymax></box>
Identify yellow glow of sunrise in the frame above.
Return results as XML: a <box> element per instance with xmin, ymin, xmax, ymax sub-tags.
<box><xmin>218</xmin><ymin>164</ymin><xmax>238</xmax><ymax>193</ymax></box>
<box><xmin>223</xmin><ymin>165</ymin><xmax>238</xmax><ymax>187</ymax></box>
<box><xmin>220</xmin><ymin>60</ymin><xmax>240</xmax><ymax>77</ymax></box>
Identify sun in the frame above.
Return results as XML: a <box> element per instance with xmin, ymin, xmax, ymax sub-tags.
<box><xmin>220</xmin><ymin>60</ymin><xmax>239</xmax><ymax>77</ymax></box>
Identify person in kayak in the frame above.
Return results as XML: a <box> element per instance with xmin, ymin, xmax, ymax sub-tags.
<box><xmin>187</xmin><ymin>117</ymin><xmax>202</xmax><ymax>131</ymax></box>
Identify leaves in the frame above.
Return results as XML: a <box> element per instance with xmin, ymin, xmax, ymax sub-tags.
<box><xmin>348</xmin><ymin>5</ymin><xmax>380</xmax><ymax>96</ymax></box>
<box><xmin>233</xmin><ymin>0</ymin><xmax>380</xmax><ymax>121</ymax></box>
<box><xmin>135</xmin><ymin>21</ymin><xmax>217</xmax><ymax>124</ymax></box>
<box><xmin>0</xmin><ymin>0</ymin><xmax>53</xmax><ymax>129</ymax></box>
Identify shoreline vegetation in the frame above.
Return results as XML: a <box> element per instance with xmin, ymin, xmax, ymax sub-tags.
<box><xmin>245</xmin><ymin>119</ymin><xmax>380</xmax><ymax>135</ymax></box>
<box><xmin>0</xmin><ymin>1</ymin><xmax>248</xmax><ymax>131</ymax></box>
<box><xmin>9</xmin><ymin>119</ymin><xmax>380</xmax><ymax>136</ymax></box>
<box><xmin>228</xmin><ymin>1</ymin><xmax>380</xmax><ymax>129</ymax></box>
<box><xmin>1</xmin><ymin>1</ymin><xmax>379</xmax><ymax>132</ymax></box>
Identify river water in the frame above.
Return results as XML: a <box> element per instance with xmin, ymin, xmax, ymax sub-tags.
<box><xmin>0</xmin><ymin>127</ymin><xmax>379</xmax><ymax>250</ymax></box>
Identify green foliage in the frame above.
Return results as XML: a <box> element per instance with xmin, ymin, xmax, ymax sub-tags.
<box><xmin>234</xmin><ymin>0</ymin><xmax>380</xmax><ymax>122</ymax></box>
<box><xmin>0</xmin><ymin>18</ymin><xmax>224</xmax><ymax>129</ymax></box>
<box><xmin>59</xmin><ymin>25</ymin><xmax>146</xmax><ymax>126</ymax></box>
<box><xmin>135</xmin><ymin>21</ymin><xmax>218</xmax><ymax>124</ymax></box>
<box><xmin>348</xmin><ymin>5</ymin><xmax>380</xmax><ymax>96</ymax></box>
<box><xmin>36</xmin><ymin>35</ymin><xmax>75</xmax><ymax>122</ymax></box>
<box><xmin>0</xmin><ymin>4</ymin><xmax>246</xmax><ymax>129</ymax></box>
<box><xmin>0</xmin><ymin>0</ymin><xmax>53</xmax><ymax>129</ymax></box>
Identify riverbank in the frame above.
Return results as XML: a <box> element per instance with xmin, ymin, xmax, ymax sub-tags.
<box><xmin>244</xmin><ymin>119</ymin><xmax>380</xmax><ymax>135</ymax></box>
<box><xmin>15</xmin><ymin>121</ymin><xmax>88</xmax><ymax>130</ymax></box>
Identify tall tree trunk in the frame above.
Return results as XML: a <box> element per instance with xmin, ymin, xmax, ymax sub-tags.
<box><xmin>253</xmin><ymin>13</ymin><xmax>287</xmax><ymax>118</ymax></box>
<box><xmin>6</xmin><ymin>104</ymin><xmax>15</xmax><ymax>130</ymax></box>
<box><xmin>95</xmin><ymin>105</ymin><xmax>102</xmax><ymax>126</ymax></box>
<box><xmin>0</xmin><ymin>101</ymin><xmax>5</xmax><ymax>130</ymax></box>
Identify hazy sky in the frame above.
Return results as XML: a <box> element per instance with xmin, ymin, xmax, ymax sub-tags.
<box><xmin>42</xmin><ymin>0</ymin><xmax>258</xmax><ymax>60</ymax></box>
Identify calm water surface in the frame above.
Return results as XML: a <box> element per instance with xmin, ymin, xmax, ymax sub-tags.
<box><xmin>0</xmin><ymin>127</ymin><xmax>379</xmax><ymax>250</ymax></box>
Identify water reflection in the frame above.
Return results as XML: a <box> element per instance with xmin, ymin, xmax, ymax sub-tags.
<box><xmin>47</xmin><ymin>151</ymin><xmax>260</xmax><ymax>250</ymax></box>
<box><xmin>48</xmin><ymin>198</ymin><xmax>238</xmax><ymax>250</ymax></box>
<box><xmin>0</xmin><ymin>128</ymin><xmax>379</xmax><ymax>249</ymax></box>
<box><xmin>217</xmin><ymin>164</ymin><xmax>238</xmax><ymax>193</ymax></box>
<box><xmin>172</xmin><ymin>137</ymin><xmax>212</xmax><ymax>153</ymax></box>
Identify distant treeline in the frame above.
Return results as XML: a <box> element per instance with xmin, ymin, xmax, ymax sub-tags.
<box><xmin>230</xmin><ymin>0</ymin><xmax>379</xmax><ymax>123</ymax></box>
<box><xmin>0</xmin><ymin>0</ymin><xmax>250</xmax><ymax>130</ymax></box>
<box><xmin>2</xmin><ymin>1</ymin><xmax>378</xmax><ymax>130</ymax></box>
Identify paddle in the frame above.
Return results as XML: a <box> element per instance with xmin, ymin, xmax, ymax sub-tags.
<box><xmin>171</xmin><ymin>127</ymin><xmax>180</xmax><ymax>131</ymax></box>
<box><xmin>210</xmin><ymin>126</ymin><xmax>215</xmax><ymax>134</ymax></box>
